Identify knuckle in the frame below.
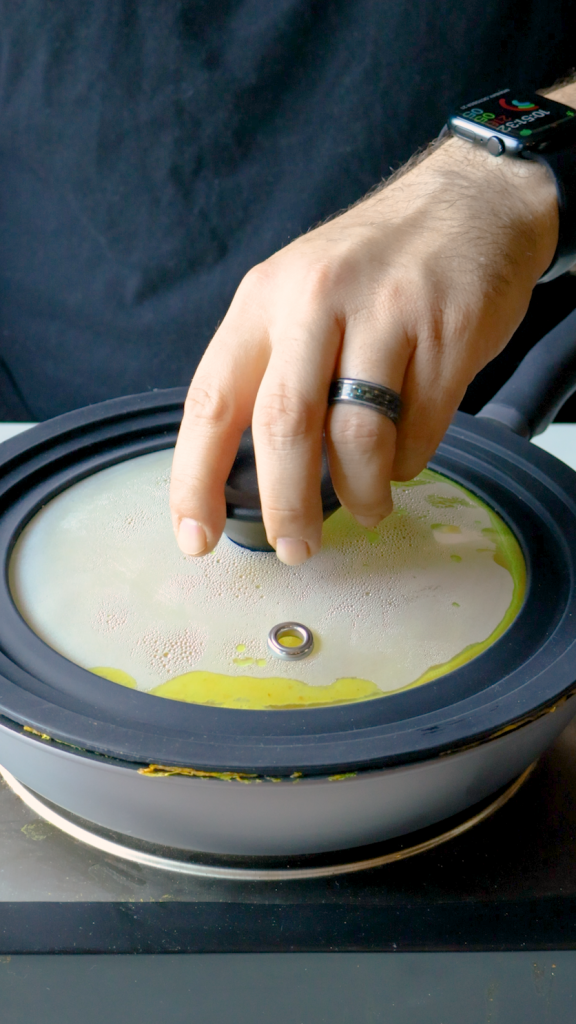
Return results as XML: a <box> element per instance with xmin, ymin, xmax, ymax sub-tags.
<box><xmin>264</xmin><ymin>501</ymin><xmax>310</xmax><ymax>519</ymax></box>
<box><xmin>235</xmin><ymin>256</ymin><xmax>340</xmax><ymax>320</ymax></box>
<box><xmin>254</xmin><ymin>390</ymin><xmax>317</xmax><ymax>446</ymax></box>
<box><xmin>183</xmin><ymin>382</ymin><xmax>231</xmax><ymax>431</ymax></box>
<box><xmin>236</xmin><ymin>261</ymin><xmax>274</xmax><ymax>301</ymax></box>
<box><xmin>301</xmin><ymin>260</ymin><xmax>338</xmax><ymax>305</ymax></box>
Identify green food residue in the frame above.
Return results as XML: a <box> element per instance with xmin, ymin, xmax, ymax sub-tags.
<box><xmin>426</xmin><ymin>494</ymin><xmax>473</xmax><ymax>509</ymax></box>
<box><xmin>91</xmin><ymin>666</ymin><xmax>137</xmax><ymax>688</ymax></box>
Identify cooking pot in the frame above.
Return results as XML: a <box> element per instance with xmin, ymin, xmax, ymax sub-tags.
<box><xmin>0</xmin><ymin>311</ymin><xmax>576</xmax><ymax>858</ymax></box>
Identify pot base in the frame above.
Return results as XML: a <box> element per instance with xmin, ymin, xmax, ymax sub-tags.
<box><xmin>0</xmin><ymin>761</ymin><xmax>536</xmax><ymax>882</ymax></box>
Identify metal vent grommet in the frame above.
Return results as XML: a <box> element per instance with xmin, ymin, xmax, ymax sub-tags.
<box><xmin>267</xmin><ymin>622</ymin><xmax>314</xmax><ymax>660</ymax></box>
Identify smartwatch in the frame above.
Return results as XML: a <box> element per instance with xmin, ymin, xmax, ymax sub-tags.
<box><xmin>445</xmin><ymin>89</ymin><xmax>576</xmax><ymax>283</ymax></box>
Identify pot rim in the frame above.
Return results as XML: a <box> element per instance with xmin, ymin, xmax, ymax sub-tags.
<box><xmin>0</xmin><ymin>391</ymin><xmax>574</xmax><ymax>775</ymax></box>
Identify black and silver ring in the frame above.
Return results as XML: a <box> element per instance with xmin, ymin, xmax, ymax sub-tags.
<box><xmin>328</xmin><ymin>378</ymin><xmax>402</xmax><ymax>425</ymax></box>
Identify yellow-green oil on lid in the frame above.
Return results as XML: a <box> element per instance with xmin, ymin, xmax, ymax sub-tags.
<box><xmin>9</xmin><ymin>453</ymin><xmax>525</xmax><ymax>710</ymax></box>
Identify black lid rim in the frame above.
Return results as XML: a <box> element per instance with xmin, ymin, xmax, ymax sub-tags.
<box><xmin>0</xmin><ymin>392</ymin><xmax>574</xmax><ymax>774</ymax></box>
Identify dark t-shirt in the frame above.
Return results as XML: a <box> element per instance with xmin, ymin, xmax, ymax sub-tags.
<box><xmin>0</xmin><ymin>1</ymin><xmax>574</xmax><ymax>419</ymax></box>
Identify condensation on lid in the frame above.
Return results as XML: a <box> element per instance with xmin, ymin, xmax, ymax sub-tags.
<box><xmin>8</xmin><ymin>450</ymin><xmax>526</xmax><ymax>710</ymax></box>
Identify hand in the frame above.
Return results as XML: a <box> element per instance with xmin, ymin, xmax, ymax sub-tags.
<box><xmin>170</xmin><ymin>136</ymin><xmax>558</xmax><ymax>564</ymax></box>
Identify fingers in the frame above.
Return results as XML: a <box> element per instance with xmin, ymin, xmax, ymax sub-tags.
<box><xmin>171</xmin><ymin>290</ymin><xmax>426</xmax><ymax>563</ymax></box>
<box><xmin>171</xmin><ymin>248</ymin><xmax>475</xmax><ymax>566</ymax></box>
<box><xmin>391</xmin><ymin>336</ymin><xmax>469</xmax><ymax>482</ymax></box>
<box><xmin>172</xmin><ymin>261</ymin><xmax>345</xmax><ymax>564</ymax></box>
<box><xmin>326</xmin><ymin>317</ymin><xmax>413</xmax><ymax>527</ymax></box>
<box><xmin>251</xmin><ymin>308</ymin><xmax>341</xmax><ymax>563</ymax></box>
<box><xmin>170</xmin><ymin>297</ymin><xmax>269</xmax><ymax>555</ymax></box>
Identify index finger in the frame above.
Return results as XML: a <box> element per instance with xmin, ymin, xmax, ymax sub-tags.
<box><xmin>170</xmin><ymin>312</ymin><xmax>269</xmax><ymax>556</ymax></box>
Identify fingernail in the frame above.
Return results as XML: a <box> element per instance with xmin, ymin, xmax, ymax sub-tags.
<box><xmin>355</xmin><ymin>514</ymin><xmax>385</xmax><ymax>529</ymax></box>
<box><xmin>177</xmin><ymin>518</ymin><xmax>208</xmax><ymax>556</ymax></box>
<box><xmin>276</xmin><ymin>538</ymin><xmax>311</xmax><ymax>566</ymax></box>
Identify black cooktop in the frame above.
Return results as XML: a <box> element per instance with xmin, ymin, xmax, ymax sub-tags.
<box><xmin>2</xmin><ymin>718</ymin><xmax>576</xmax><ymax>956</ymax></box>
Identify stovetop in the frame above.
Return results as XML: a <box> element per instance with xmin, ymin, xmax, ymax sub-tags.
<box><xmin>1</xmin><ymin>422</ymin><xmax>575</xmax><ymax>956</ymax></box>
<box><xmin>1</xmin><ymin>717</ymin><xmax>576</xmax><ymax>954</ymax></box>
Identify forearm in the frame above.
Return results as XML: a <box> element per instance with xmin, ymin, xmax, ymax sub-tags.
<box><xmin>363</xmin><ymin>131</ymin><xmax>557</xmax><ymax>294</ymax></box>
<box><xmin>171</xmin><ymin>72</ymin><xmax>576</xmax><ymax>560</ymax></box>
<box><xmin>542</xmin><ymin>73</ymin><xmax>576</xmax><ymax>108</ymax></box>
<box><xmin>374</xmin><ymin>75</ymin><xmax>576</xmax><ymax>288</ymax></box>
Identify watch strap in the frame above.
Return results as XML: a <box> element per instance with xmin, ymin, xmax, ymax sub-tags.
<box><xmin>524</xmin><ymin>142</ymin><xmax>576</xmax><ymax>283</ymax></box>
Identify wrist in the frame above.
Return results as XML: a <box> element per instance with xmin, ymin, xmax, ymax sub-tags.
<box><xmin>543</xmin><ymin>80</ymin><xmax>576</xmax><ymax>109</ymax></box>
<box><xmin>427</xmin><ymin>81</ymin><xmax>576</xmax><ymax>285</ymax></box>
<box><xmin>415</xmin><ymin>135</ymin><xmax>559</xmax><ymax>286</ymax></box>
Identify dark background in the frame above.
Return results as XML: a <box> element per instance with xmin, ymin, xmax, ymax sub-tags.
<box><xmin>0</xmin><ymin>1</ymin><xmax>574</xmax><ymax>421</ymax></box>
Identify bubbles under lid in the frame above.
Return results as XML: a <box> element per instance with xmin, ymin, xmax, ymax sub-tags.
<box><xmin>9</xmin><ymin>449</ymin><xmax>526</xmax><ymax>710</ymax></box>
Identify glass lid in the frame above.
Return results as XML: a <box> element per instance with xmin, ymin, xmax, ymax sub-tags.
<box><xmin>9</xmin><ymin>449</ymin><xmax>526</xmax><ymax>710</ymax></box>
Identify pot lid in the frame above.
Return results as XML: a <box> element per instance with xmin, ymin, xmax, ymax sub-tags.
<box><xmin>0</xmin><ymin>394</ymin><xmax>574</xmax><ymax>773</ymax></box>
<box><xmin>9</xmin><ymin>448</ymin><xmax>525</xmax><ymax>711</ymax></box>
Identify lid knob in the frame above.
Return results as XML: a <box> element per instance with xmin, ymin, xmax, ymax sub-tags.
<box><xmin>224</xmin><ymin>429</ymin><xmax>340</xmax><ymax>550</ymax></box>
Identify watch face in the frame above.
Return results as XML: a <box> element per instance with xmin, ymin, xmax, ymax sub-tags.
<box><xmin>457</xmin><ymin>89</ymin><xmax>576</xmax><ymax>145</ymax></box>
